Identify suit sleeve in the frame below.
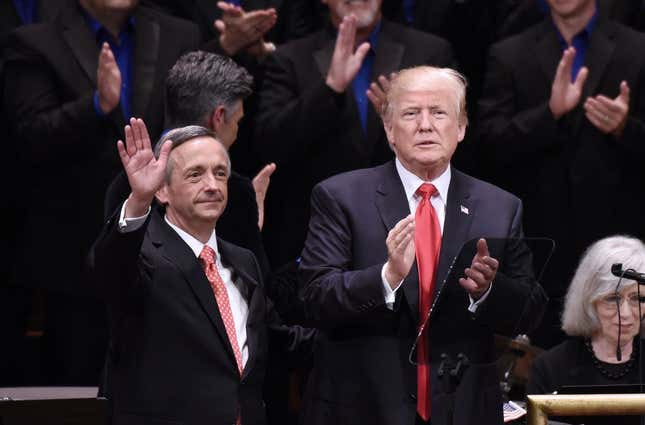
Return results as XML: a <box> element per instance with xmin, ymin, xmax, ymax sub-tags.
<box><xmin>470</xmin><ymin>198</ymin><xmax>549</xmax><ymax>336</ymax></box>
<box><xmin>3</xmin><ymin>29</ymin><xmax>112</xmax><ymax>163</ymax></box>
<box><xmin>298</xmin><ymin>183</ymin><xmax>387</xmax><ymax>329</ymax></box>
<box><xmin>254</xmin><ymin>48</ymin><xmax>348</xmax><ymax>167</ymax></box>
<box><xmin>87</xmin><ymin>207</ymin><xmax>150</xmax><ymax>305</ymax></box>
<box><xmin>476</xmin><ymin>43</ymin><xmax>564</xmax><ymax>165</ymax></box>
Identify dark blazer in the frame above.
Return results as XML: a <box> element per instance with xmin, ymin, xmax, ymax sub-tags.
<box><xmin>3</xmin><ymin>4</ymin><xmax>200</xmax><ymax>292</ymax></box>
<box><xmin>527</xmin><ymin>338</ymin><xmax>641</xmax><ymax>425</ymax></box>
<box><xmin>476</xmin><ymin>18</ymin><xmax>645</xmax><ymax>298</ymax></box>
<box><xmin>298</xmin><ymin>162</ymin><xmax>548</xmax><ymax>425</ymax></box>
<box><xmin>255</xmin><ymin>20</ymin><xmax>455</xmax><ymax>268</ymax></box>
<box><xmin>89</xmin><ymin>208</ymin><xmax>310</xmax><ymax>425</ymax></box>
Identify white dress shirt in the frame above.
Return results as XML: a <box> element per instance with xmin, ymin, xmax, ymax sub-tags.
<box><xmin>118</xmin><ymin>200</ymin><xmax>249</xmax><ymax>367</ymax></box>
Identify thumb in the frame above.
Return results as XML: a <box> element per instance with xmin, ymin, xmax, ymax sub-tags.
<box><xmin>618</xmin><ymin>80</ymin><xmax>630</xmax><ymax>103</ymax></box>
<box><xmin>573</xmin><ymin>66</ymin><xmax>588</xmax><ymax>91</ymax></box>
<box><xmin>353</xmin><ymin>42</ymin><xmax>370</xmax><ymax>64</ymax></box>
<box><xmin>477</xmin><ymin>238</ymin><xmax>490</xmax><ymax>258</ymax></box>
<box><xmin>214</xmin><ymin>19</ymin><xmax>226</xmax><ymax>33</ymax></box>
<box><xmin>157</xmin><ymin>140</ymin><xmax>173</xmax><ymax>168</ymax></box>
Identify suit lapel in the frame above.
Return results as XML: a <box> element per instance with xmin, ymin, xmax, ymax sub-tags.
<box><xmin>434</xmin><ymin>168</ymin><xmax>475</xmax><ymax>301</ymax></box>
<box><xmin>149</xmin><ymin>216</ymin><xmax>239</xmax><ymax>369</ymax></box>
<box><xmin>374</xmin><ymin>162</ymin><xmax>420</xmax><ymax>317</ymax></box>
<box><xmin>367</xmin><ymin>22</ymin><xmax>404</xmax><ymax>149</ymax></box>
<box><xmin>61</xmin><ymin>6</ymin><xmax>99</xmax><ymax>87</ymax></box>
<box><xmin>533</xmin><ymin>21</ymin><xmax>561</xmax><ymax>86</ymax></box>
<box><xmin>217</xmin><ymin>239</ymin><xmax>262</xmax><ymax>380</ymax></box>
<box><xmin>131</xmin><ymin>8</ymin><xmax>160</xmax><ymax>121</ymax></box>
<box><xmin>571</xmin><ymin>19</ymin><xmax>616</xmax><ymax>134</ymax></box>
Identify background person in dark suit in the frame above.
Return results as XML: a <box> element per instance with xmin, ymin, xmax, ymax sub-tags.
<box><xmin>90</xmin><ymin>120</ymin><xmax>311</xmax><ymax>425</ymax></box>
<box><xmin>255</xmin><ymin>0</ymin><xmax>455</xmax><ymax>270</ymax></box>
<box><xmin>298</xmin><ymin>66</ymin><xmax>548</xmax><ymax>425</ymax></box>
<box><xmin>2</xmin><ymin>0</ymin><xmax>201</xmax><ymax>384</ymax></box>
<box><xmin>476</xmin><ymin>0</ymin><xmax>645</xmax><ymax>349</ymax></box>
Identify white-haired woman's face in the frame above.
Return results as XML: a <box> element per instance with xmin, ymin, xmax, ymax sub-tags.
<box><xmin>593</xmin><ymin>284</ymin><xmax>644</xmax><ymax>344</ymax></box>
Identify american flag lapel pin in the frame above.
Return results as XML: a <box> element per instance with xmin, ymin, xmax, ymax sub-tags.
<box><xmin>460</xmin><ymin>205</ymin><xmax>469</xmax><ymax>215</ymax></box>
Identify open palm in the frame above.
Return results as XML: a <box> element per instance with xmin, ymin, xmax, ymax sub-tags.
<box><xmin>117</xmin><ymin>118</ymin><xmax>172</xmax><ymax>201</ymax></box>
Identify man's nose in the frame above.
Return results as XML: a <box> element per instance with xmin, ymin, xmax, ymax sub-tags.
<box><xmin>419</xmin><ymin>109</ymin><xmax>433</xmax><ymax>130</ymax></box>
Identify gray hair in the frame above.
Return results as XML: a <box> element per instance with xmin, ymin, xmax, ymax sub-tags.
<box><xmin>561</xmin><ymin>235</ymin><xmax>645</xmax><ymax>337</ymax></box>
<box><xmin>154</xmin><ymin>125</ymin><xmax>231</xmax><ymax>183</ymax></box>
<box><xmin>165</xmin><ymin>51</ymin><xmax>253</xmax><ymax>128</ymax></box>
<box><xmin>382</xmin><ymin>66</ymin><xmax>468</xmax><ymax>126</ymax></box>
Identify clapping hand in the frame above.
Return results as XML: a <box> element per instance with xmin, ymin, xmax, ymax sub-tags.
<box><xmin>584</xmin><ymin>81</ymin><xmax>630</xmax><ymax>138</ymax></box>
<box><xmin>97</xmin><ymin>42</ymin><xmax>121</xmax><ymax>114</ymax></box>
<box><xmin>549</xmin><ymin>47</ymin><xmax>588</xmax><ymax>119</ymax></box>
<box><xmin>215</xmin><ymin>1</ymin><xmax>277</xmax><ymax>57</ymax></box>
<box><xmin>325</xmin><ymin>15</ymin><xmax>371</xmax><ymax>93</ymax></box>
<box><xmin>116</xmin><ymin>118</ymin><xmax>172</xmax><ymax>217</ymax></box>
<box><xmin>458</xmin><ymin>239</ymin><xmax>498</xmax><ymax>300</ymax></box>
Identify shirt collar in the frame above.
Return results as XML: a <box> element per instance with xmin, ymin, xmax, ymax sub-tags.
<box><xmin>164</xmin><ymin>216</ymin><xmax>220</xmax><ymax>260</ymax></box>
<box><xmin>81</xmin><ymin>6</ymin><xmax>135</xmax><ymax>41</ymax></box>
<box><xmin>395</xmin><ymin>158</ymin><xmax>451</xmax><ymax>205</ymax></box>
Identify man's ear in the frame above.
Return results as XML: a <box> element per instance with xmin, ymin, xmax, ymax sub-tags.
<box><xmin>210</xmin><ymin>105</ymin><xmax>226</xmax><ymax>133</ymax></box>
<box><xmin>155</xmin><ymin>184</ymin><xmax>169</xmax><ymax>206</ymax></box>
<box><xmin>383</xmin><ymin>118</ymin><xmax>395</xmax><ymax>147</ymax></box>
<box><xmin>457</xmin><ymin>121</ymin><xmax>467</xmax><ymax>143</ymax></box>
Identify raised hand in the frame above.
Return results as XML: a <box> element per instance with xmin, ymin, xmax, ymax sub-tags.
<box><xmin>252</xmin><ymin>162</ymin><xmax>276</xmax><ymax>230</ymax></box>
<box><xmin>215</xmin><ymin>1</ymin><xmax>277</xmax><ymax>56</ymax></box>
<box><xmin>325</xmin><ymin>15</ymin><xmax>371</xmax><ymax>93</ymax></box>
<box><xmin>549</xmin><ymin>47</ymin><xmax>588</xmax><ymax>119</ymax></box>
<box><xmin>384</xmin><ymin>215</ymin><xmax>416</xmax><ymax>289</ymax></box>
<box><xmin>367</xmin><ymin>72</ymin><xmax>396</xmax><ymax>115</ymax></box>
<box><xmin>584</xmin><ymin>81</ymin><xmax>630</xmax><ymax>138</ymax></box>
<box><xmin>459</xmin><ymin>238</ymin><xmax>499</xmax><ymax>300</ymax></box>
<box><xmin>116</xmin><ymin>118</ymin><xmax>172</xmax><ymax>217</ymax></box>
<box><xmin>97</xmin><ymin>42</ymin><xmax>122</xmax><ymax>114</ymax></box>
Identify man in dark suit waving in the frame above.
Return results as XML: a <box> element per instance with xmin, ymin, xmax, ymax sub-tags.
<box><xmin>90</xmin><ymin>120</ymin><xmax>310</xmax><ymax>425</ymax></box>
<box><xmin>299</xmin><ymin>66</ymin><xmax>548</xmax><ymax>425</ymax></box>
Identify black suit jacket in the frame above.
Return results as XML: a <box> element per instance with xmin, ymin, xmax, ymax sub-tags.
<box><xmin>3</xmin><ymin>4</ymin><xmax>200</xmax><ymax>292</ymax></box>
<box><xmin>89</xmin><ymin>208</ymin><xmax>310</xmax><ymax>425</ymax></box>
<box><xmin>298</xmin><ymin>162</ymin><xmax>548</xmax><ymax>425</ymax></box>
<box><xmin>476</xmin><ymin>18</ymin><xmax>645</xmax><ymax>297</ymax></box>
<box><xmin>255</xmin><ymin>20</ymin><xmax>455</xmax><ymax>267</ymax></box>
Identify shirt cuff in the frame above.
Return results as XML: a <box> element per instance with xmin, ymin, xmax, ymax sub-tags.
<box><xmin>382</xmin><ymin>263</ymin><xmax>404</xmax><ymax>310</ymax></box>
<box><xmin>93</xmin><ymin>91</ymin><xmax>106</xmax><ymax>117</ymax></box>
<box><xmin>118</xmin><ymin>198</ymin><xmax>151</xmax><ymax>233</ymax></box>
<box><xmin>468</xmin><ymin>282</ymin><xmax>493</xmax><ymax>313</ymax></box>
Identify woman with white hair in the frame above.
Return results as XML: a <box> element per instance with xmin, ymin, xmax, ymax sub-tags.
<box><xmin>527</xmin><ymin>235</ymin><xmax>645</xmax><ymax>397</ymax></box>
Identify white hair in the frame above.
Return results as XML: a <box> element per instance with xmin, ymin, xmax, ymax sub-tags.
<box><xmin>561</xmin><ymin>235</ymin><xmax>645</xmax><ymax>337</ymax></box>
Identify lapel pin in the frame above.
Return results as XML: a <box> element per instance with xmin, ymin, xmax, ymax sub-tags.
<box><xmin>460</xmin><ymin>205</ymin><xmax>469</xmax><ymax>215</ymax></box>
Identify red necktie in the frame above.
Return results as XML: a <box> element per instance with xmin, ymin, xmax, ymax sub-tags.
<box><xmin>414</xmin><ymin>183</ymin><xmax>442</xmax><ymax>421</ymax></box>
<box><xmin>199</xmin><ymin>245</ymin><xmax>244</xmax><ymax>376</ymax></box>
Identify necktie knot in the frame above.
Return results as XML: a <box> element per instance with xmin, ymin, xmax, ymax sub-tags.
<box><xmin>199</xmin><ymin>245</ymin><xmax>216</xmax><ymax>267</ymax></box>
<box><xmin>416</xmin><ymin>183</ymin><xmax>437</xmax><ymax>201</ymax></box>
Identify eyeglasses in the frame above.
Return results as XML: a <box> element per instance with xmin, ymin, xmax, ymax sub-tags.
<box><xmin>597</xmin><ymin>293</ymin><xmax>644</xmax><ymax>309</ymax></box>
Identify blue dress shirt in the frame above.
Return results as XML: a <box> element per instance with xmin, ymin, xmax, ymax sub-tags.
<box><xmin>351</xmin><ymin>21</ymin><xmax>382</xmax><ymax>136</ymax></box>
<box><xmin>83</xmin><ymin>10</ymin><xmax>135</xmax><ymax>120</ymax></box>
<box><xmin>553</xmin><ymin>10</ymin><xmax>597</xmax><ymax>82</ymax></box>
<box><xmin>12</xmin><ymin>0</ymin><xmax>38</xmax><ymax>24</ymax></box>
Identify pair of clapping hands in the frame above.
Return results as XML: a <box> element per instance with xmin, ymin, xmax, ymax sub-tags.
<box><xmin>549</xmin><ymin>46</ymin><xmax>630</xmax><ymax>137</ymax></box>
<box><xmin>384</xmin><ymin>216</ymin><xmax>499</xmax><ymax>300</ymax></box>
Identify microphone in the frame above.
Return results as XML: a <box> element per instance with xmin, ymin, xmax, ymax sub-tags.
<box><xmin>611</xmin><ymin>264</ymin><xmax>645</xmax><ymax>284</ymax></box>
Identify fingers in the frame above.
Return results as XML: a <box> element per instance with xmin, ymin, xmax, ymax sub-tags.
<box><xmin>124</xmin><ymin>123</ymin><xmax>136</xmax><ymax>156</ymax></box>
<box><xmin>559</xmin><ymin>47</ymin><xmax>576</xmax><ymax>79</ymax></box>
<box><xmin>253</xmin><ymin>162</ymin><xmax>277</xmax><ymax>187</ymax></box>
<box><xmin>387</xmin><ymin>215</ymin><xmax>415</xmax><ymax>252</ymax></box>
<box><xmin>584</xmin><ymin>97</ymin><xmax>618</xmax><ymax>133</ymax></box>
<box><xmin>214</xmin><ymin>19</ymin><xmax>226</xmax><ymax>33</ymax></box>
<box><xmin>130</xmin><ymin>117</ymin><xmax>144</xmax><ymax>151</ymax></box>
<box><xmin>116</xmin><ymin>139</ymin><xmax>129</xmax><ymax>166</ymax></box>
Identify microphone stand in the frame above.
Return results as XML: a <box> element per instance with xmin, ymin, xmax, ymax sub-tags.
<box><xmin>438</xmin><ymin>353</ymin><xmax>469</xmax><ymax>425</ymax></box>
<box><xmin>611</xmin><ymin>264</ymin><xmax>645</xmax><ymax>425</ymax></box>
